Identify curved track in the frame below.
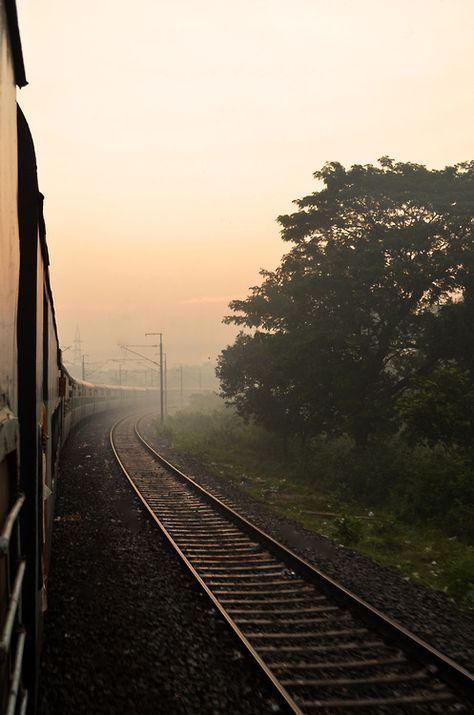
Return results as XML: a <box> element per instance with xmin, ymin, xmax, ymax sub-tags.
<box><xmin>110</xmin><ymin>412</ymin><xmax>473</xmax><ymax>713</ymax></box>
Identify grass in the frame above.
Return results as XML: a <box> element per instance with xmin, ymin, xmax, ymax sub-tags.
<box><xmin>156</xmin><ymin>395</ymin><xmax>474</xmax><ymax>609</ymax></box>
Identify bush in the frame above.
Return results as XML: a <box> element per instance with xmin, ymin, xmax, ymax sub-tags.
<box><xmin>158</xmin><ymin>402</ymin><xmax>474</xmax><ymax>545</ymax></box>
<box><xmin>302</xmin><ymin>435</ymin><xmax>407</xmax><ymax>505</ymax></box>
<box><xmin>394</xmin><ymin>447</ymin><xmax>474</xmax><ymax>541</ymax></box>
<box><xmin>371</xmin><ymin>517</ymin><xmax>403</xmax><ymax>552</ymax></box>
<box><xmin>443</xmin><ymin>553</ymin><xmax>474</xmax><ymax>606</ymax></box>
<box><xmin>156</xmin><ymin>402</ymin><xmax>285</xmax><ymax>470</ymax></box>
<box><xmin>396</xmin><ymin>368</ymin><xmax>474</xmax><ymax>450</ymax></box>
<box><xmin>335</xmin><ymin>514</ymin><xmax>363</xmax><ymax>545</ymax></box>
<box><xmin>445</xmin><ymin>501</ymin><xmax>474</xmax><ymax>542</ymax></box>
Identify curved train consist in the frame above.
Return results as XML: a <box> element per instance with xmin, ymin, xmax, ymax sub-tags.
<box><xmin>0</xmin><ymin>4</ymin><xmax>155</xmax><ymax>713</ymax></box>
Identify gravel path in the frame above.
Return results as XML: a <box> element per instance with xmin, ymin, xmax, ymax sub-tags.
<box><xmin>138</xmin><ymin>413</ymin><xmax>474</xmax><ymax>673</ymax></box>
<box><xmin>39</xmin><ymin>410</ymin><xmax>279</xmax><ymax>715</ymax></box>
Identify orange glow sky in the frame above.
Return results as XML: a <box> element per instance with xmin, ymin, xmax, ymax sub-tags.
<box><xmin>17</xmin><ymin>0</ymin><xmax>474</xmax><ymax>368</ymax></box>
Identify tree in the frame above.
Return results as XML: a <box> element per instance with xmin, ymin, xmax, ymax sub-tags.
<box><xmin>396</xmin><ymin>367</ymin><xmax>474</xmax><ymax>450</ymax></box>
<box><xmin>217</xmin><ymin>159</ymin><xmax>474</xmax><ymax>445</ymax></box>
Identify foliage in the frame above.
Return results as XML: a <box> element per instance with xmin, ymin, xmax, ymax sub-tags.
<box><xmin>335</xmin><ymin>514</ymin><xmax>363</xmax><ymax>545</ymax></box>
<box><xmin>396</xmin><ymin>367</ymin><xmax>474</xmax><ymax>449</ymax></box>
<box><xmin>207</xmin><ymin>158</ymin><xmax>474</xmax><ymax>604</ymax></box>
<box><xmin>156</xmin><ymin>405</ymin><xmax>474</xmax><ymax>606</ymax></box>
<box><xmin>394</xmin><ymin>446</ymin><xmax>474</xmax><ymax>540</ymax></box>
<box><xmin>218</xmin><ymin>159</ymin><xmax>474</xmax><ymax>445</ymax></box>
<box><xmin>156</xmin><ymin>397</ymin><xmax>282</xmax><ymax>464</ymax></box>
<box><xmin>443</xmin><ymin>553</ymin><xmax>474</xmax><ymax>605</ymax></box>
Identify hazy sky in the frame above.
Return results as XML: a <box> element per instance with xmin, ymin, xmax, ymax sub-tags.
<box><xmin>17</xmin><ymin>0</ymin><xmax>474</xmax><ymax>368</ymax></box>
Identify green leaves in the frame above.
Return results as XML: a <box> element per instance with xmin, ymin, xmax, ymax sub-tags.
<box><xmin>396</xmin><ymin>368</ymin><xmax>474</xmax><ymax>450</ymax></box>
<box><xmin>219</xmin><ymin>158</ymin><xmax>474</xmax><ymax>446</ymax></box>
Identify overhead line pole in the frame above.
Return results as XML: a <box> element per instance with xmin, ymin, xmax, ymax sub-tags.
<box><xmin>119</xmin><ymin>343</ymin><xmax>163</xmax><ymax>416</ymax></box>
<box><xmin>145</xmin><ymin>333</ymin><xmax>164</xmax><ymax>424</ymax></box>
<box><xmin>164</xmin><ymin>353</ymin><xmax>167</xmax><ymax>417</ymax></box>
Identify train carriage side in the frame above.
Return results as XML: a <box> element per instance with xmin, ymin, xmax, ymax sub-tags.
<box><xmin>41</xmin><ymin>274</ymin><xmax>62</xmax><ymax>620</ymax></box>
<box><xmin>16</xmin><ymin>100</ymin><xmax>50</xmax><ymax>714</ymax></box>
<box><xmin>61</xmin><ymin>371</ymin><xmax>157</xmax><ymax>435</ymax></box>
<box><xmin>0</xmin><ymin>2</ymin><xmax>30</xmax><ymax>713</ymax></box>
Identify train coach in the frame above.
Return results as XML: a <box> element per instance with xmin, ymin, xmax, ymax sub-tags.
<box><xmin>0</xmin><ymin>4</ymin><xmax>157</xmax><ymax>713</ymax></box>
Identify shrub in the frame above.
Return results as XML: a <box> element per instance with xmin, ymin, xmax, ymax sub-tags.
<box><xmin>443</xmin><ymin>553</ymin><xmax>474</xmax><ymax>606</ymax></box>
<box><xmin>371</xmin><ymin>517</ymin><xmax>402</xmax><ymax>552</ymax></box>
<box><xmin>395</xmin><ymin>447</ymin><xmax>474</xmax><ymax>542</ymax></box>
<box><xmin>335</xmin><ymin>514</ymin><xmax>363</xmax><ymax>545</ymax></box>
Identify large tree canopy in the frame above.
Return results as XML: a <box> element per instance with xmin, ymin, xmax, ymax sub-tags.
<box><xmin>217</xmin><ymin>159</ymin><xmax>474</xmax><ymax>444</ymax></box>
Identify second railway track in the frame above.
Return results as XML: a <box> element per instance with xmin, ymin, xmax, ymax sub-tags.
<box><xmin>110</xmin><ymin>412</ymin><xmax>473</xmax><ymax>714</ymax></box>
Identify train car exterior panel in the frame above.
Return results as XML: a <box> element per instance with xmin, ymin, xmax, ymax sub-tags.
<box><xmin>16</xmin><ymin>101</ymin><xmax>45</xmax><ymax>713</ymax></box>
<box><xmin>0</xmin><ymin>4</ymin><xmax>25</xmax><ymax>714</ymax></box>
<box><xmin>0</xmin><ymin>0</ymin><xmax>19</xmax><ymax>434</ymax></box>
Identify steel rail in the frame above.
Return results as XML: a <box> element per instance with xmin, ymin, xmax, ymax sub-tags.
<box><xmin>133</xmin><ymin>414</ymin><xmax>473</xmax><ymax>700</ymax></box>
<box><xmin>110</xmin><ymin>414</ymin><xmax>303</xmax><ymax>715</ymax></box>
<box><xmin>110</xmin><ymin>412</ymin><xmax>473</xmax><ymax>711</ymax></box>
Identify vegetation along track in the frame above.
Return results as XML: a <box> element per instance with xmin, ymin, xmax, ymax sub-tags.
<box><xmin>110</xmin><ymin>412</ymin><xmax>473</xmax><ymax>714</ymax></box>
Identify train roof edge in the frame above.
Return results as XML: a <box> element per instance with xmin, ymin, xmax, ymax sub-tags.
<box><xmin>61</xmin><ymin>364</ymin><xmax>160</xmax><ymax>393</ymax></box>
<box><xmin>4</xmin><ymin>0</ymin><xmax>27</xmax><ymax>87</ymax></box>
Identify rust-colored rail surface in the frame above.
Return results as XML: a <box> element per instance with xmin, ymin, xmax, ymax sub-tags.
<box><xmin>110</xmin><ymin>413</ymin><xmax>473</xmax><ymax>713</ymax></box>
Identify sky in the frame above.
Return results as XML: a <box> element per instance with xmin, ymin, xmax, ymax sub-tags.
<box><xmin>16</xmin><ymin>0</ymin><xmax>474</xmax><ymax>371</ymax></box>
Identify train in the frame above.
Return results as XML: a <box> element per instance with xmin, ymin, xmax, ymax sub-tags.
<box><xmin>0</xmin><ymin>4</ymin><xmax>157</xmax><ymax>713</ymax></box>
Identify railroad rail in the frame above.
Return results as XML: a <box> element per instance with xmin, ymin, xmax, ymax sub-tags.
<box><xmin>110</xmin><ymin>412</ymin><xmax>473</xmax><ymax>713</ymax></box>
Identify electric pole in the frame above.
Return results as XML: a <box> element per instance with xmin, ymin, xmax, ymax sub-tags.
<box><xmin>144</xmin><ymin>333</ymin><xmax>164</xmax><ymax>424</ymax></box>
<box><xmin>164</xmin><ymin>353</ymin><xmax>168</xmax><ymax>416</ymax></box>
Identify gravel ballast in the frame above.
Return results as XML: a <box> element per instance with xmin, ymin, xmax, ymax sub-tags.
<box><xmin>138</xmin><ymin>413</ymin><xmax>474</xmax><ymax>673</ymax></box>
<box><xmin>39</xmin><ymin>408</ymin><xmax>473</xmax><ymax>713</ymax></box>
<box><xmin>39</xmin><ymin>410</ymin><xmax>279</xmax><ymax>715</ymax></box>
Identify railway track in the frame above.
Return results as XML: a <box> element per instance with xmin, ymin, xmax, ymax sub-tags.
<box><xmin>110</xmin><ymin>412</ymin><xmax>473</xmax><ymax>713</ymax></box>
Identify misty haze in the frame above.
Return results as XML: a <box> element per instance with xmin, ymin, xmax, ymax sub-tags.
<box><xmin>1</xmin><ymin>1</ymin><xmax>473</xmax><ymax>714</ymax></box>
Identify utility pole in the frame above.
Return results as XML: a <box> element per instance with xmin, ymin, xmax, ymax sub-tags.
<box><xmin>120</xmin><ymin>339</ymin><xmax>165</xmax><ymax>420</ymax></box>
<box><xmin>180</xmin><ymin>364</ymin><xmax>183</xmax><ymax>408</ymax></box>
<box><xmin>82</xmin><ymin>354</ymin><xmax>87</xmax><ymax>381</ymax></box>
<box><xmin>164</xmin><ymin>353</ymin><xmax>168</xmax><ymax>416</ymax></box>
<box><xmin>159</xmin><ymin>336</ymin><xmax>164</xmax><ymax>422</ymax></box>
<box><xmin>145</xmin><ymin>333</ymin><xmax>164</xmax><ymax>424</ymax></box>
